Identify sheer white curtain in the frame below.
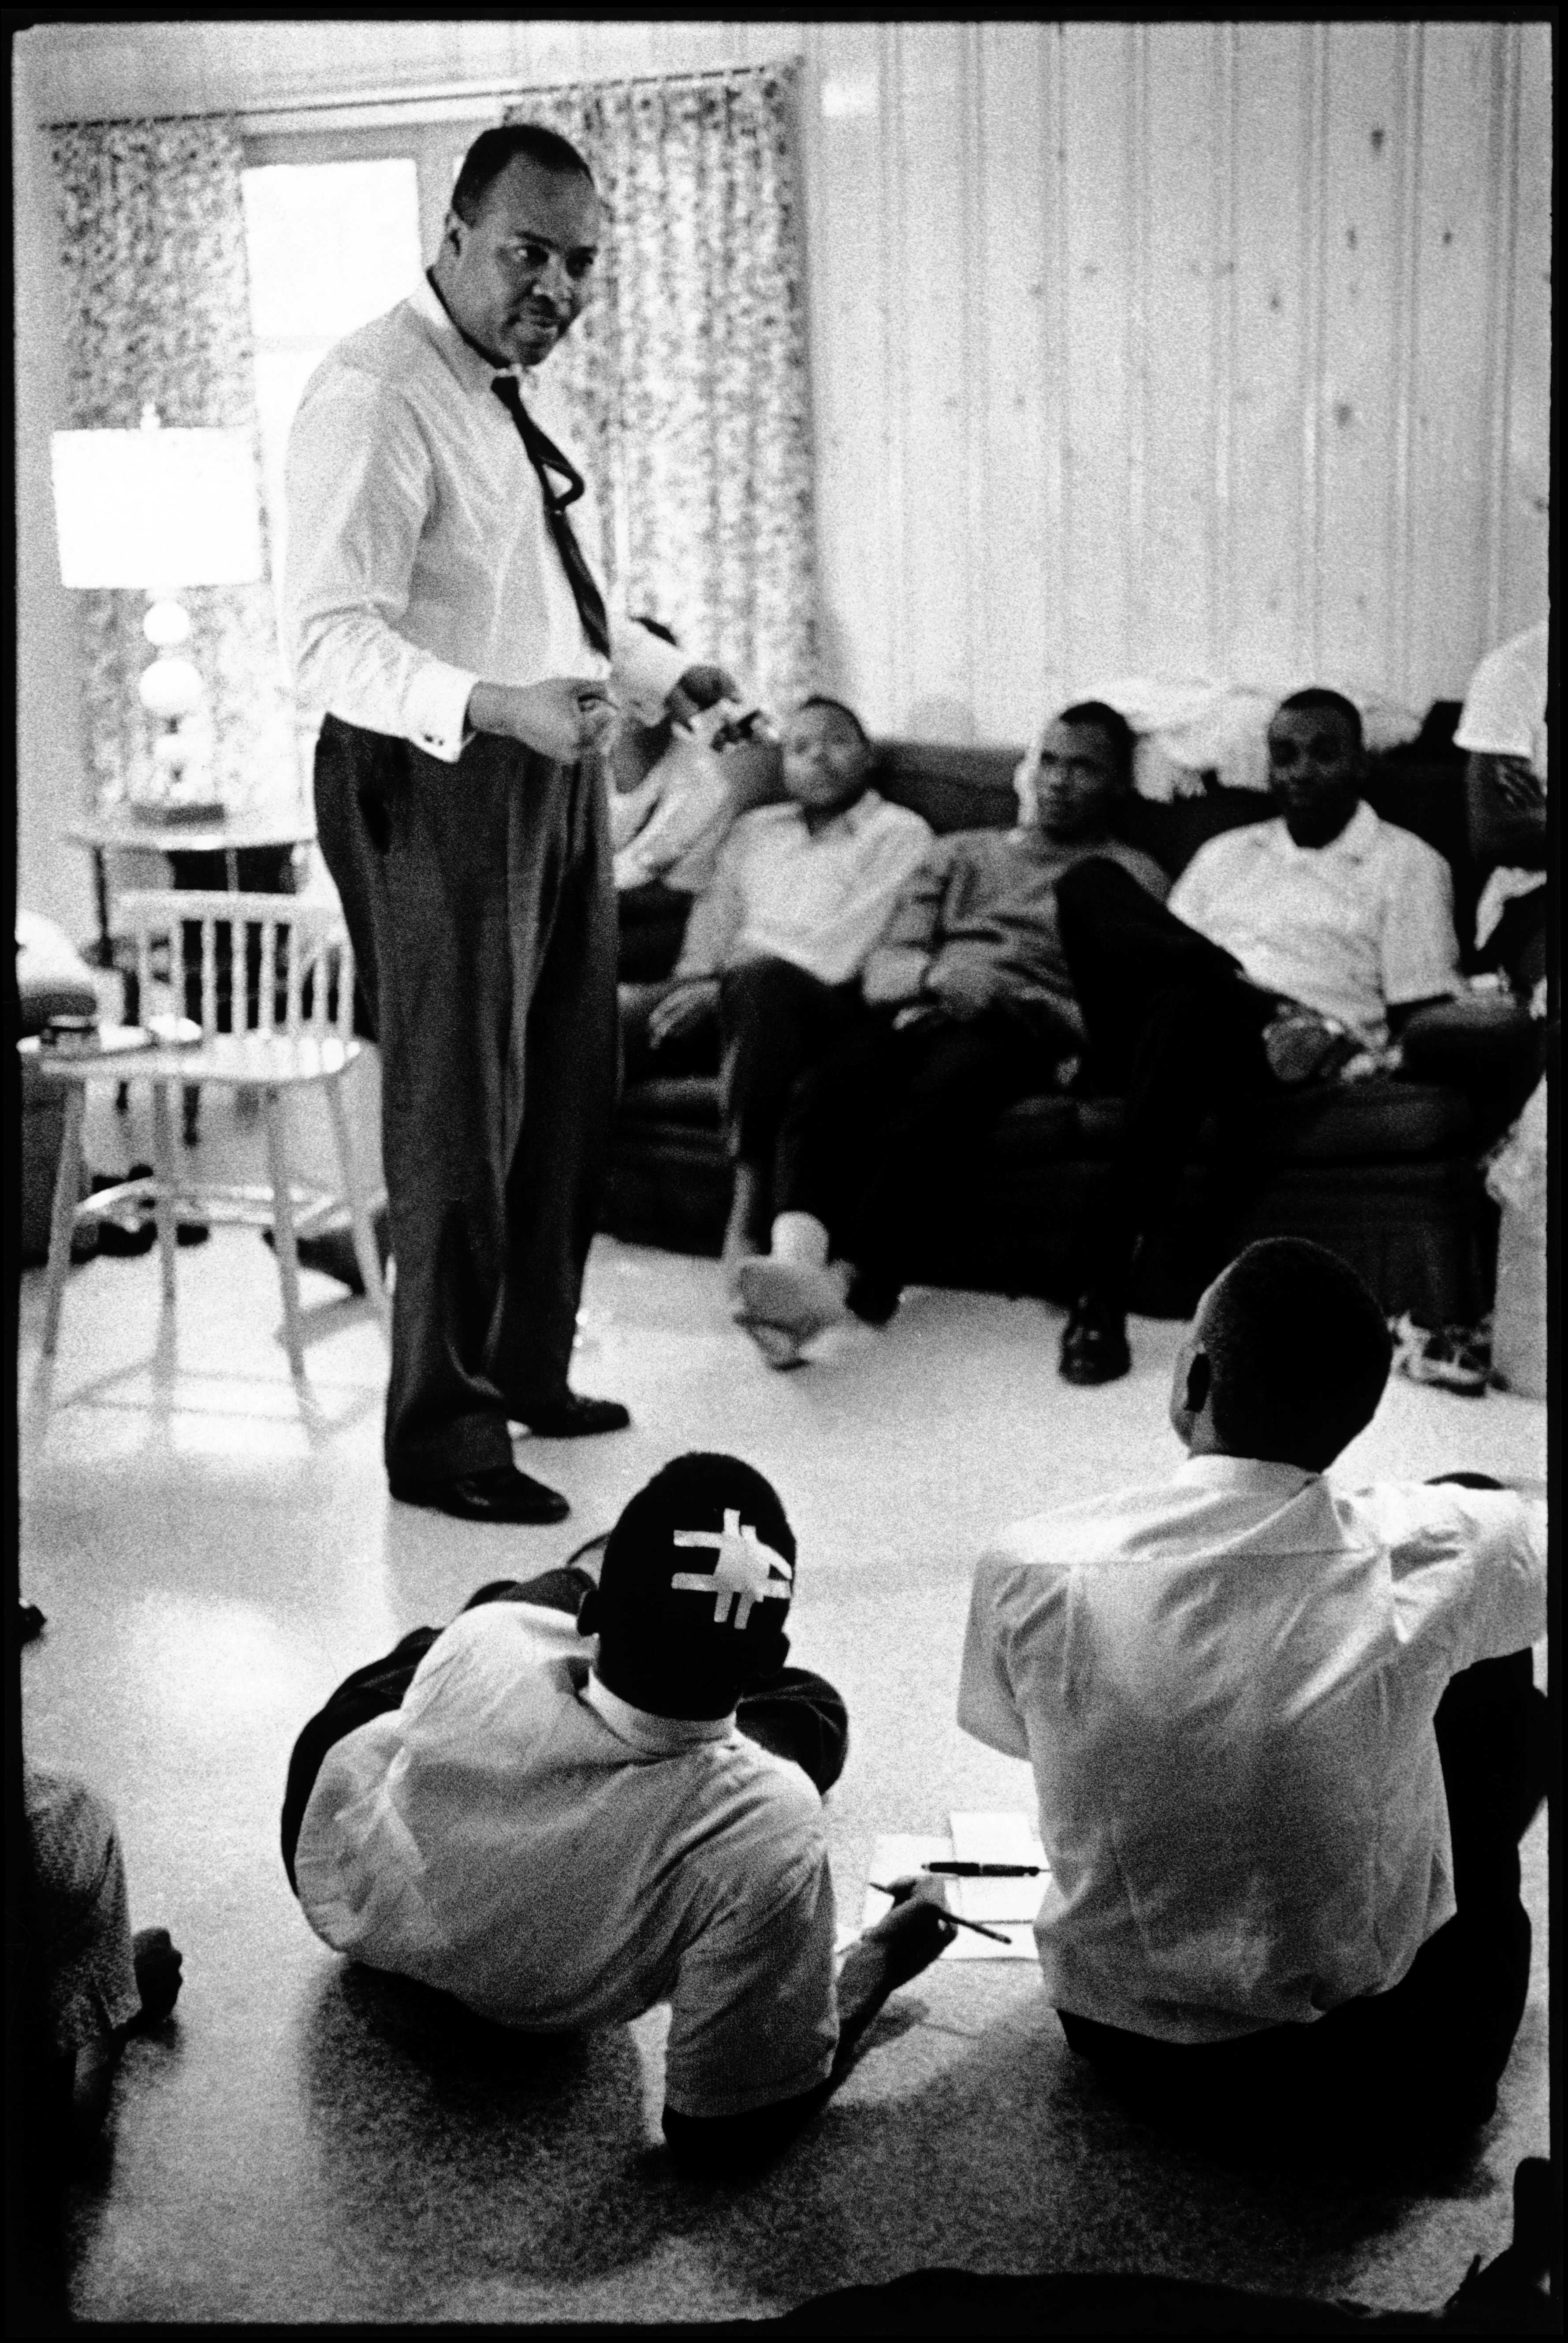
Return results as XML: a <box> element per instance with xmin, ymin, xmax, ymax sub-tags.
<box><xmin>48</xmin><ymin>119</ymin><xmax>296</xmax><ymax>810</ymax></box>
<box><xmin>507</xmin><ymin>65</ymin><xmax>818</xmax><ymax>715</ymax></box>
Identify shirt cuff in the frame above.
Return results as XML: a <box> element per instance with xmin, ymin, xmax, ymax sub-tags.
<box><xmin>403</xmin><ymin>662</ymin><xmax>481</xmax><ymax>764</ymax></box>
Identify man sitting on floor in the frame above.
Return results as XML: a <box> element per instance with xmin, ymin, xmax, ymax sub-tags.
<box><xmin>958</xmin><ymin>1238</ymin><xmax>1548</xmax><ymax>2164</ymax></box>
<box><xmin>283</xmin><ymin>1453</ymin><xmax>953</xmax><ymax>2175</ymax></box>
<box><xmin>642</xmin><ymin>697</ymin><xmax>933</xmax><ymax>1289</ymax></box>
<box><xmin>731</xmin><ymin>703</ymin><xmax>1168</xmax><ymax>1367</ymax></box>
<box><xmin>1051</xmin><ymin>686</ymin><xmax>1465</xmax><ymax>1385</ymax></box>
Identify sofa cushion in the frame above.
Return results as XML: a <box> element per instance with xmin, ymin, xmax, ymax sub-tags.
<box><xmin>619</xmin><ymin>1075</ymin><xmax>723</xmax><ymax>1133</ymax></box>
<box><xmin>1036</xmin><ymin>1079</ymin><xmax>1471</xmax><ymax>1164</ymax></box>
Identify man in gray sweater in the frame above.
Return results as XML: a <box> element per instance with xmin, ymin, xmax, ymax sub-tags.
<box><xmin>734</xmin><ymin>702</ymin><xmax>1167</xmax><ymax>1365</ymax></box>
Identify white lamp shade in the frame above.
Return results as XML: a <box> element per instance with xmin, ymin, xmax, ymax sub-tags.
<box><xmin>51</xmin><ymin>426</ymin><xmax>264</xmax><ymax>589</ymax></box>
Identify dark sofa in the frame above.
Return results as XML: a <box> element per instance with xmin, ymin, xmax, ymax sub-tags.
<box><xmin>606</xmin><ymin>708</ymin><xmax>1536</xmax><ymax>1327</ymax></box>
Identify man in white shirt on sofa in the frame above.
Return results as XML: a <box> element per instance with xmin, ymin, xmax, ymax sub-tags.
<box><xmin>285</xmin><ymin>1452</ymin><xmax>953</xmax><ymax>2175</ymax></box>
<box><xmin>959</xmin><ymin>1237</ymin><xmax>1547</xmax><ymax>2160</ymax></box>
<box><xmin>1053</xmin><ymin>688</ymin><xmax>1463</xmax><ymax>1383</ymax></box>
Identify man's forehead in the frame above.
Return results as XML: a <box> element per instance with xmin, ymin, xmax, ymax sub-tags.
<box><xmin>1268</xmin><ymin>708</ymin><xmax>1356</xmax><ymax>749</ymax></box>
<box><xmin>1040</xmin><ymin>718</ymin><xmax>1114</xmax><ymax>767</ymax></box>
<box><xmin>480</xmin><ymin>158</ymin><xmax>601</xmax><ymax>246</ymax></box>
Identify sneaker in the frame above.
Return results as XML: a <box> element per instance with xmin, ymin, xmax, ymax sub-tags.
<box><xmin>1389</xmin><ymin>1313</ymin><xmax>1490</xmax><ymax>1397</ymax></box>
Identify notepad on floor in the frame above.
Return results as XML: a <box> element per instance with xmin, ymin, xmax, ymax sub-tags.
<box><xmin>852</xmin><ymin>1816</ymin><xmax>1048</xmax><ymax>1960</ymax></box>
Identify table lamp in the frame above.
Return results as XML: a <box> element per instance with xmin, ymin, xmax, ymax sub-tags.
<box><xmin>51</xmin><ymin>407</ymin><xmax>265</xmax><ymax>823</ymax></box>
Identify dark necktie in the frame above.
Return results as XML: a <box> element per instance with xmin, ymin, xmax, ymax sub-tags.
<box><xmin>491</xmin><ymin>373</ymin><xmax>611</xmax><ymax>659</ymax></box>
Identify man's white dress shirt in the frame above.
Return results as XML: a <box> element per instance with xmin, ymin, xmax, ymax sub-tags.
<box><xmin>1166</xmin><ymin>801</ymin><xmax>1460</xmax><ymax>1047</ymax></box>
<box><xmin>283</xmin><ymin>276</ymin><xmax>685</xmax><ymax>763</ymax></box>
<box><xmin>676</xmin><ymin>793</ymin><xmax>934</xmax><ymax>990</ymax></box>
<box><xmin>295</xmin><ymin>1604</ymin><xmax>839</xmax><ymax>2120</ymax></box>
<box><xmin>959</xmin><ymin>1455</ymin><xmax>1545</xmax><ymax>2044</ymax></box>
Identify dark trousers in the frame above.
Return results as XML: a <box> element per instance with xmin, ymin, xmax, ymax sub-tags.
<box><xmin>1061</xmin><ymin>1632</ymin><xmax>1549</xmax><ymax>2157</ymax></box>
<box><xmin>281</xmin><ymin>1573</ymin><xmax>850</xmax><ymax>1894</ymax></box>
<box><xmin>314</xmin><ymin>717</ymin><xmax>620</xmax><ymax>1480</ymax></box>
<box><xmin>718</xmin><ymin>958</ymin><xmax>871</xmax><ymax>1219</ymax></box>
<box><xmin>1056</xmin><ymin>859</ymin><xmax>1284</xmax><ymax>1306</ymax></box>
<box><xmin>773</xmin><ymin>1006</ymin><xmax>1060</xmax><ymax>1309</ymax></box>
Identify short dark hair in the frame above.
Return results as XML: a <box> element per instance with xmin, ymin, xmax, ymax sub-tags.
<box><xmin>794</xmin><ymin>694</ymin><xmax>871</xmax><ymax>745</ymax></box>
<box><xmin>451</xmin><ymin>123</ymin><xmax>595</xmax><ymax>225</ymax></box>
<box><xmin>631</xmin><ymin>613</ymin><xmax>678</xmax><ymax>648</ymax></box>
<box><xmin>1274</xmin><ymin>688</ymin><xmax>1363</xmax><ymax>749</ymax></box>
<box><xmin>1058</xmin><ymin>700</ymin><xmax>1136</xmax><ymax>790</ymax></box>
<box><xmin>1201</xmin><ymin>1239</ymin><xmax>1392</xmax><ymax>1469</ymax></box>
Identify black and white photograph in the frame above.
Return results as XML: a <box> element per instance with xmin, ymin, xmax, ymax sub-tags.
<box><xmin>11</xmin><ymin>16</ymin><xmax>1552</xmax><ymax>2332</ymax></box>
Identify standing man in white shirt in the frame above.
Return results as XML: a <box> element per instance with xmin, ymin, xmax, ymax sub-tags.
<box><xmin>959</xmin><ymin>1237</ymin><xmax>1548</xmax><ymax>2161</ymax></box>
<box><xmin>285</xmin><ymin>124</ymin><xmax>738</xmax><ymax>1522</ymax></box>
<box><xmin>1053</xmin><ymin>689</ymin><xmax>1462</xmax><ymax>1384</ymax></box>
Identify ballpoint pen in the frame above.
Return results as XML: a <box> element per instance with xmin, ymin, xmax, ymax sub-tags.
<box><xmin>868</xmin><ymin>1883</ymin><xmax>1012</xmax><ymax>1946</ymax></box>
<box><xmin>922</xmin><ymin>1860</ymin><xmax>1045</xmax><ymax>1877</ymax></box>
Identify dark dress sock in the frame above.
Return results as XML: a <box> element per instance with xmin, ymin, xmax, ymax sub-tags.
<box><xmin>314</xmin><ymin>716</ymin><xmax>618</xmax><ymax>1481</ymax></box>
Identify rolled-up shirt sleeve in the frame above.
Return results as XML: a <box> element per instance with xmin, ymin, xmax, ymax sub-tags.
<box><xmin>284</xmin><ymin>368</ymin><xmax>479</xmax><ymax>763</ymax></box>
<box><xmin>1381</xmin><ymin>834</ymin><xmax>1462</xmax><ymax>1007</ymax></box>
<box><xmin>957</xmin><ymin>1556</ymin><xmax>1033</xmax><ymax>1759</ymax></box>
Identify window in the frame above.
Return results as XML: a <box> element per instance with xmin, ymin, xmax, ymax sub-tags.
<box><xmin>240</xmin><ymin>127</ymin><xmax>469</xmax><ymax>611</ymax></box>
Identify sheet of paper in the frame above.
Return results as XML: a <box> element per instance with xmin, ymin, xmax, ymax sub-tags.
<box><xmin>856</xmin><ymin>1832</ymin><xmax>1042</xmax><ymax>1960</ymax></box>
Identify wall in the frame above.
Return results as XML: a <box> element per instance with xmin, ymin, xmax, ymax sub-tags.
<box><xmin>807</xmin><ymin>19</ymin><xmax>1551</xmax><ymax>740</ymax></box>
<box><xmin>17</xmin><ymin>19</ymin><xmax>1552</xmax><ymax>879</ymax></box>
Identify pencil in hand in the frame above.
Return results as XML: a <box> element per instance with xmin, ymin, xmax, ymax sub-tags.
<box><xmin>868</xmin><ymin>1881</ymin><xmax>1012</xmax><ymax>1947</ymax></box>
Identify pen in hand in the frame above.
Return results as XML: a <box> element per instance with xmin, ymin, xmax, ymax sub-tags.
<box><xmin>868</xmin><ymin>1882</ymin><xmax>1012</xmax><ymax>1946</ymax></box>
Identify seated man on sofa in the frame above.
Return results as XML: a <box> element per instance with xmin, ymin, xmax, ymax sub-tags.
<box><xmin>958</xmin><ymin>1237</ymin><xmax>1548</xmax><ymax>2165</ymax></box>
<box><xmin>1052</xmin><ymin>686</ymin><xmax>1467</xmax><ymax>1385</ymax></box>
<box><xmin>284</xmin><ymin>1452</ymin><xmax>954</xmax><ymax>2177</ymax></box>
<box><xmin>644</xmin><ymin>697</ymin><xmax>933</xmax><ymax>1284</ymax></box>
<box><xmin>731</xmin><ymin>703</ymin><xmax>1168</xmax><ymax>1367</ymax></box>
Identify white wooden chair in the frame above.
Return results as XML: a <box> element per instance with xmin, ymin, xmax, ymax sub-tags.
<box><xmin>30</xmin><ymin>890</ymin><xmax>389</xmax><ymax>1381</ymax></box>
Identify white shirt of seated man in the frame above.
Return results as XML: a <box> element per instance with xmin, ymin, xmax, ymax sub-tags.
<box><xmin>957</xmin><ymin>1239</ymin><xmax>1546</xmax><ymax>2045</ymax></box>
<box><xmin>1166</xmin><ymin>694</ymin><xmax>1462</xmax><ymax>1050</ymax></box>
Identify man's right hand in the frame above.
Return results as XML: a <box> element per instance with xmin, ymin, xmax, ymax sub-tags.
<box><xmin>648</xmin><ymin>977</ymin><xmax>720</xmax><ymax>1049</ymax></box>
<box><xmin>469</xmin><ymin>678</ymin><xmax>618</xmax><ymax>764</ymax></box>
<box><xmin>860</xmin><ymin>1874</ymin><xmax>957</xmax><ymax>1989</ymax></box>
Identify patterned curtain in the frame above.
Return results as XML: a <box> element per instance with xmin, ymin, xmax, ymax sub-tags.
<box><xmin>506</xmin><ymin>64</ymin><xmax>818</xmax><ymax>715</ymax></box>
<box><xmin>48</xmin><ymin>119</ymin><xmax>296</xmax><ymax>812</ymax></box>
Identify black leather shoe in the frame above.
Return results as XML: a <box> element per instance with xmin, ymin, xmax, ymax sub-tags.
<box><xmin>512</xmin><ymin>1393</ymin><xmax>631</xmax><ymax>1438</ymax></box>
<box><xmin>1059</xmin><ymin>1295</ymin><xmax>1131</xmax><ymax>1386</ymax></box>
<box><xmin>265</xmin><ymin>1207</ymin><xmax>390</xmax><ymax>1295</ymax></box>
<box><xmin>388</xmin><ymin>1464</ymin><xmax>571</xmax><ymax>1524</ymax></box>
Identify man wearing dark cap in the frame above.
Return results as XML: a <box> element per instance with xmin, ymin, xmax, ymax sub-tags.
<box><xmin>283</xmin><ymin>1454</ymin><xmax>952</xmax><ymax>2172</ymax></box>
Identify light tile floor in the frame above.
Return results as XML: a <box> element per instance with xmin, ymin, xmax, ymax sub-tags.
<box><xmin>17</xmin><ymin>1085</ymin><xmax>1549</xmax><ymax>2324</ymax></box>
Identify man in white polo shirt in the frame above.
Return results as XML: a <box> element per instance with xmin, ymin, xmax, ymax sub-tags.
<box><xmin>959</xmin><ymin>1238</ymin><xmax>1547</xmax><ymax>2160</ymax></box>
<box><xmin>1053</xmin><ymin>688</ymin><xmax>1463</xmax><ymax>1383</ymax></box>
<box><xmin>284</xmin><ymin>1454</ymin><xmax>953</xmax><ymax>2173</ymax></box>
<box><xmin>1456</xmin><ymin>617</ymin><xmax>1549</xmax><ymax>1001</ymax></box>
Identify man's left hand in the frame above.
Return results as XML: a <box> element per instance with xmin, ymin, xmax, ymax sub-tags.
<box><xmin>667</xmin><ymin>665</ymin><xmax>742</xmax><ymax>730</ymax></box>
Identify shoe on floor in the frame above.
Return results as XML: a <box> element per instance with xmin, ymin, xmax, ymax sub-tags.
<box><xmin>1059</xmin><ymin>1294</ymin><xmax>1131</xmax><ymax>1385</ymax></box>
<box><xmin>734</xmin><ymin>1257</ymin><xmax>849</xmax><ymax>1348</ymax></box>
<box><xmin>264</xmin><ymin>1208</ymin><xmax>390</xmax><ymax>1295</ymax></box>
<box><xmin>734</xmin><ymin>1314</ymin><xmax>811</xmax><ymax>1371</ymax></box>
<box><xmin>388</xmin><ymin>1464</ymin><xmax>570</xmax><ymax>1524</ymax></box>
<box><xmin>511</xmin><ymin>1393</ymin><xmax>630</xmax><ymax>1438</ymax></box>
<box><xmin>1389</xmin><ymin>1312</ymin><xmax>1490</xmax><ymax>1397</ymax></box>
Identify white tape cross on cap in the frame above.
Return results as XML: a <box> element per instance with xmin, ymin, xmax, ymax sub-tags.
<box><xmin>671</xmin><ymin>1510</ymin><xmax>793</xmax><ymax>1628</ymax></box>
